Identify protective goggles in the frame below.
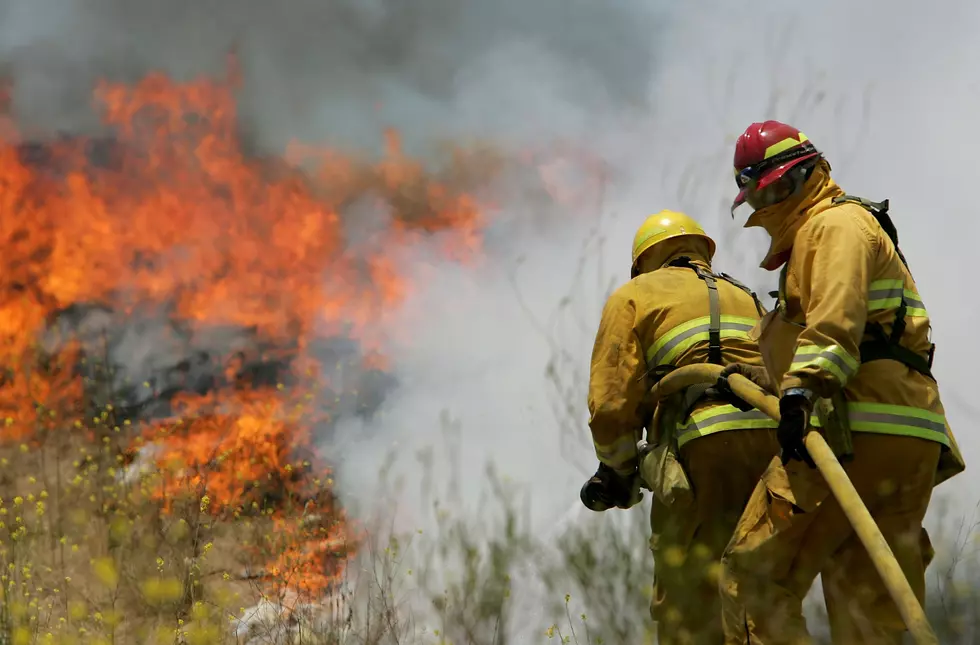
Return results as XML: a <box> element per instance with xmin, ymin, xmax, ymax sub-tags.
<box><xmin>734</xmin><ymin>142</ymin><xmax>819</xmax><ymax>190</ymax></box>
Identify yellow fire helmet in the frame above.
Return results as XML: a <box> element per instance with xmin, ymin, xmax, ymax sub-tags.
<box><xmin>630</xmin><ymin>210</ymin><xmax>716</xmax><ymax>277</ymax></box>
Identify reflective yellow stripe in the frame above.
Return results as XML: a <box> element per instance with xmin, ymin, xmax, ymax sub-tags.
<box><xmin>764</xmin><ymin>133</ymin><xmax>809</xmax><ymax>159</ymax></box>
<box><xmin>675</xmin><ymin>405</ymin><xmax>778</xmax><ymax>449</ymax></box>
<box><xmin>593</xmin><ymin>434</ymin><xmax>639</xmax><ymax>469</ymax></box>
<box><xmin>675</xmin><ymin>401</ymin><xmax>948</xmax><ymax>449</ymax></box>
<box><xmin>869</xmin><ymin>279</ymin><xmax>903</xmax><ymax>291</ymax></box>
<box><xmin>646</xmin><ymin>315</ymin><xmax>758</xmax><ymax>366</ymax></box>
<box><xmin>811</xmin><ymin>402</ymin><xmax>949</xmax><ymax>447</ymax></box>
<box><xmin>789</xmin><ymin>343</ymin><xmax>859</xmax><ymax>386</ymax></box>
<box><xmin>867</xmin><ymin>279</ymin><xmax>927</xmax><ymax>317</ymax></box>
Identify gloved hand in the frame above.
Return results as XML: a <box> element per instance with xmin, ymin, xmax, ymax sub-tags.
<box><xmin>706</xmin><ymin>378</ymin><xmax>753</xmax><ymax>412</ymax></box>
<box><xmin>778</xmin><ymin>390</ymin><xmax>817</xmax><ymax>468</ymax></box>
<box><xmin>722</xmin><ymin>362</ymin><xmax>775</xmax><ymax>394</ymax></box>
<box><xmin>580</xmin><ymin>463</ymin><xmax>643</xmax><ymax>512</ymax></box>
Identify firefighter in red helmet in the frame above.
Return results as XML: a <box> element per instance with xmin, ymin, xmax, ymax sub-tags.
<box><xmin>719</xmin><ymin>120</ymin><xmax>965</xmax><ymax>644</ymax></box>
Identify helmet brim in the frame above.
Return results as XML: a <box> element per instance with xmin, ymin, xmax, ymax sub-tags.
<box><xmin>731</xmin><ymin>151</ymin><xmax>821</xmax><ymax>214</ymax></box>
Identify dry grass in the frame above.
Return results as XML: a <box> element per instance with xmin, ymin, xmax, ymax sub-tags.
<box><xmin>0</xmin><ymin>345</ymin><xmax>355</xmax><ymax>645</ymax></box>
<box><xmin>1</xmin><ymin>376</ymin><xmax>979</xmax><ymax>645</ymax></box>
<box><xmin>0</xmin><ymin>429</ymin><xmax>350</xmax><ymax>645</ymax></box>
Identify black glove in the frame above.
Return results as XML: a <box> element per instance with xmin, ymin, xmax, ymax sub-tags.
<box><xmin>777</xmin><ymin>391</ymin><xmax>817</xmax><ymax>468</ymax></box>
<box><xmin>580</xmin><ymin>463</ymin><xmax>642</xmax><ymax>512</ymax></box>
<box><xmin>706</xmin><ymin>376</ymin><xmax>754</xmax><ymax>412</ymax></box>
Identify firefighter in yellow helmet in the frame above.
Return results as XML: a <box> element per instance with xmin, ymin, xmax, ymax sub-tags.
<box><xmin>581</xmin><ymin>210</ymin><xmax>781</xmax><ymax>644</ymax></box>
<box><xmin>720</xmin><ymin>120</ymin><xmax>965</xmax><ymax>644</ymax></box>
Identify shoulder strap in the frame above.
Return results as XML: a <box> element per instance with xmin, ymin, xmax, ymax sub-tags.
<box><xmin>832</xmin><ymin>194</ymin><xmax>911</xmax><ymax>273</ymax></box>
<box><xmin>831</xmin><ymin>195</ymin><xmax>935</xmax><ymax>380</ymax></box>
<box><xmin>716</xmin><ymin>271</ymin><xmax>767</xmax><ymax>317</ymax></box>
<box><xmin>664</xmin><ymin>257</ymin><xmax>771</xmax><ymax>364</ymax></box>
<box><xmin>698</xmin><ymin>268</ymin><xmax>723</xmax><ymax>365</ymax></box>
<box><xmin>665</xmin><ymin>257</ymin><xmax>722</xmax><ymax>365</ymax></box>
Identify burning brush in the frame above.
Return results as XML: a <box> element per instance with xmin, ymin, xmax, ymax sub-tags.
<box><xmin>0</xmin><ymin>55</ymin><xmax>497</xmax><ymax>617</ymax></box>
<box><xmin>0</xmin><ymin>50</ymin><xmax>609</xmax><ymax>641</ymax></box>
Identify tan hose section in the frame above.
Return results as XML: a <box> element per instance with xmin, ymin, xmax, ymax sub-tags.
<box><xmin>647</xmin><ymin>364</ymin><xmax>938</xmax><ymax>645</ymax></box>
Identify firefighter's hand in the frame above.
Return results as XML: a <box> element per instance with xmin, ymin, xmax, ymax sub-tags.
<box><xmin>778</xmin><ymin>391</ymin><xmax>817</xmax><ymax>469</ymax></box>
<box><xmin>722</xmin><ymin>362</ymin><xmax>775</xmax><ymax>394</ymax></box>
<box><xmin>706</xmin><ymin>378</ymin><xmax>753</xmax><ymax>412</ymax></box>
<box><xmin>580</xmin><ymin>463</ymin><xmax>643</xmax><ymax>512</ymax></box>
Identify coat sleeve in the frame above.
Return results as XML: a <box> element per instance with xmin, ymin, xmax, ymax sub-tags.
<box><xmin>780</xmin><ymin>208</ymin><xmax>879</xmax><ymax>398</ymax></box>
<box><xmin>587</xmin><ymin>285</ymin><xmax>649</xmax><ymax>476</ymax></box>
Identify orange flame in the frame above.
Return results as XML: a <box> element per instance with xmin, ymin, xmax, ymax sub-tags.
<box><xmin>0</xmin><ymin>56</ymin><xmax>497</xmax><ymax>597</ymax></box>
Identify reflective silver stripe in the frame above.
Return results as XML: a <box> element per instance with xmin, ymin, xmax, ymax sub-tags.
<box><xmin>847</xmin><ymin>408</ymin><xmax>949</xmax><ymax>446</ymax></box>
<box><xmin>869</xmin><ymin>279</ymin><xmax>902</xmax><ymax>291</ymax></box>
<box><xmin>903</xmin><ymin>298</ymin><xmax>927</xmax><ymax>317</ymax></box>
<box><xmin>867</xmin><ymin>279</ymin><xmax>927</xmax><ymax>316</ymax></box>
<box><xmin>867</xmin><ymin>287</ymin><xmax>925</xmax><ymax>309</ymax></box>
<box><xmin>675</xmin><ymin>406</ymin><xmax>777</xmax><ymax>448</ymax></box>
<box><xmin>812</xmin><ymin>402</ymin><xmax>949</xmax><ymax>447</ymax></box>
<box><xmin>594</xmin><ymin>435</ymin><xmax>639</xmax><ymax>467</ymax></box>
<box><xmin>789</xmin><ymin>344</ymin><xmax>858</xmax><ymax>385</ymax></box>
<box><xmin>647</xmin><ymin>316</ymin><xmax>757</xmax><ymax>366</ymax></box>
<box><xmin>850</xmin><ymin>410</ymin><xmax>945</xmax><ymax>433</ymax></box>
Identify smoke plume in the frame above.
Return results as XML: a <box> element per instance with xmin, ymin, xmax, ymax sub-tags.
<box><xmin>2</xmin><ymin>0</ymin><xmax>979</xmax><ymax>640</ymax></box>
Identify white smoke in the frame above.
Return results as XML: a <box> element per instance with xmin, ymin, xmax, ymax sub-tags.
<box><xmin>3</xmin><ymin>0</ymin><xmax>978</xmax><ymax>641</ymax></box>
<box><xmin>328</xmin><ymin>0</ymin><xmax>980</xmax><ymax>640</ymax></box>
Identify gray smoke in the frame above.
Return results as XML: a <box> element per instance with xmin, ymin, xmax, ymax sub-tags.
<box><xmin>0</xmin><ymin>0</ymin><xmax>663</xmax><ymax>153</ymax></box>
<box><xmin>5</xmin><ymin>0</ymin><xmax>979</xmax><ymax>640</ymax></box>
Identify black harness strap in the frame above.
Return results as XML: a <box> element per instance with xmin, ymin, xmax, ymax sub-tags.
<box><xmin>638</xmin><ymin>257</ymin><xmax>766</xmax><ymax>428</ymax></box>
<box><xmin>831</xmin><ymin>195</ymin><xmax>935</xmax><ymax>380</ymax></box>
<box><xmin>718</xmin><ymin>271</ymin><xmax>767</xmax><ymax>317</ymax></box>
<box><xmin>702</xmin><ymin>270</ymin><xmax>723</xmax><ymax>365</ymax></box>
<box><xmin>832</xmin><ymin>195</ymin><xmax>911</xmax><ymax>272</ymax></box>
<box><xmin>666</xmin><ymin>257</ymin><xmax>766</xmax><ymax>366</ymax></box>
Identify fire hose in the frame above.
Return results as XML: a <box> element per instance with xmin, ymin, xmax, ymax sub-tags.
<box><xmin>579</xmin><ymin>365</ymin><xmax>939</xmax><ymax>642</ymax></box>
<box><xmin>624</xmin><ymin>363</ymin><xmax>936</xmax><ymax>645</ymax></box>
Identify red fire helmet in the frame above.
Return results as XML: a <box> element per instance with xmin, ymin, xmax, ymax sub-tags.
<box><xmin>731</xmin><ymin>120</ymin><xmax>821</xmax><ymax>212</ymax></box>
